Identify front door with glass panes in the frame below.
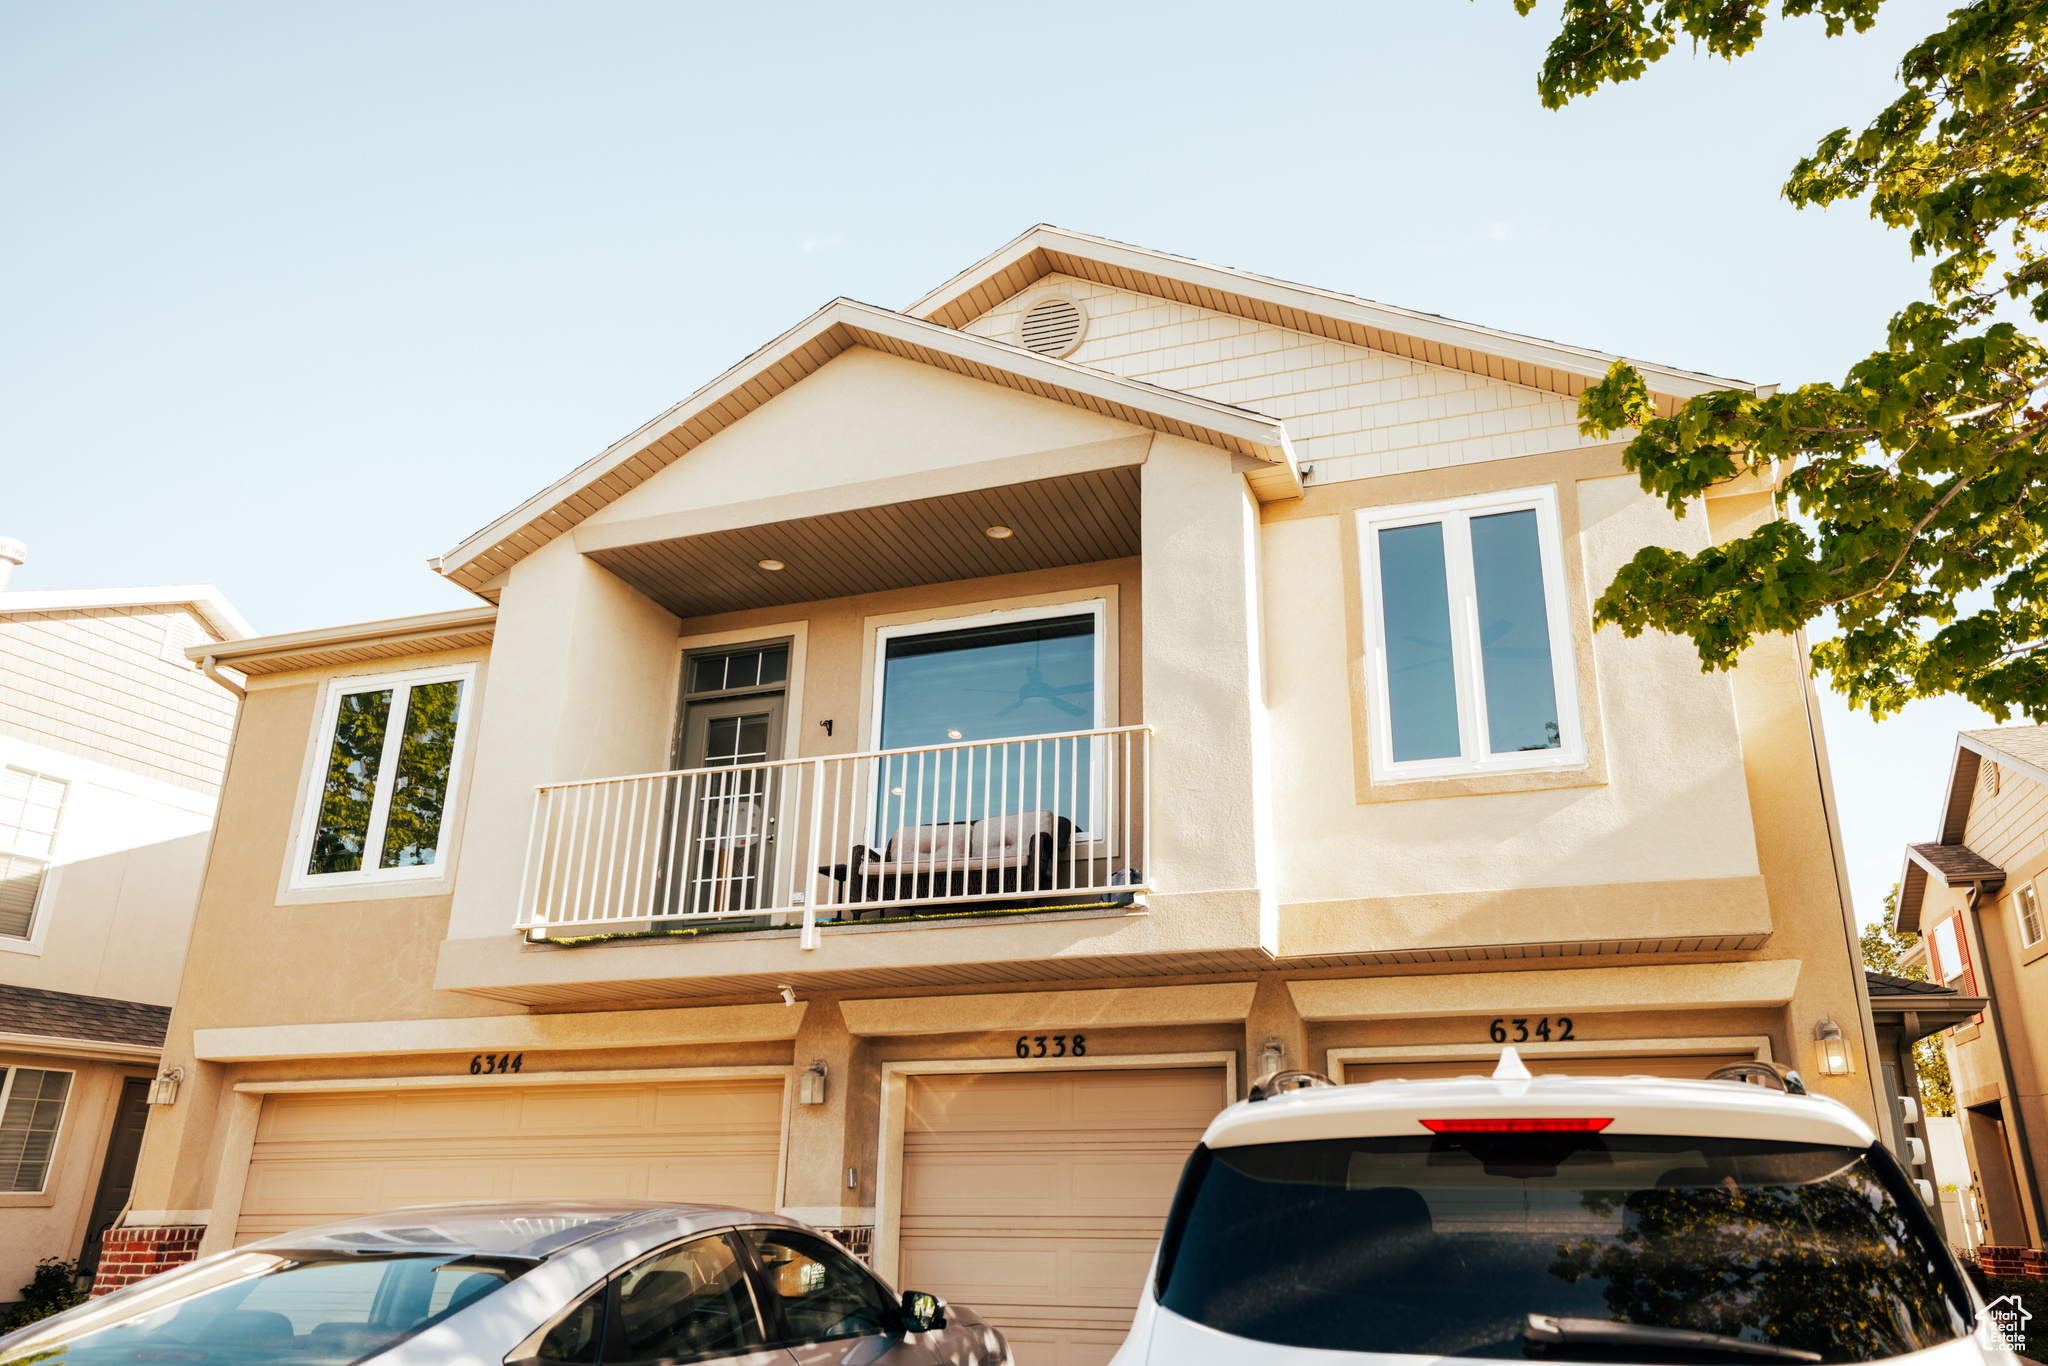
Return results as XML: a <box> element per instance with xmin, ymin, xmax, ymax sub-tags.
<box><xmin>660</xmin><ymin>643</ymin><xmax>788</xmax><ymax>919</ymax></box>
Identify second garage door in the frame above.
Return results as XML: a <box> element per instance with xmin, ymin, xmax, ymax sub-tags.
<box><xmin>1344</xmin><ymin>1052</ymin><xmax>1756</xmax><ymax>1083</ymax></box>
<box><xmin>237</xmin><ymin>1077</ymin><xmax>783</xmax><ymax>1243</ymax></box>
<box><xmin>900</xmin><ymin>1067</ymin><xmax>1224</xmax><ymax>1366</ymax></box>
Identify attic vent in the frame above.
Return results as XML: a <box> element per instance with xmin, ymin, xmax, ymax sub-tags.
<box><xmin>1018</xmin><ymin>296</ymin><xmax>1087</xmax><ymax>358</ymax></box>
<box><xmin>161</xmin><ymin>616</ymin><xmax>206</xmax><ymax>667</ymax></box>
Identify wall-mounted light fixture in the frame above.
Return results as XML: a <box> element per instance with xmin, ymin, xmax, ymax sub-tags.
<box><xmin>799</xmin><ymin>1061</ymin><xmax>827</xmax><ymax>1106</ymax></box>
<box><xmin>1257</xmin><ymin>1037</ymin><xmax>1286</xmax><ymax>1080</ymax></box>
<box><xmin>1814</xmin><ymin>1018</ymin><xmax>1855</xmax><ymax>1076</ymax></box>
<box><xmin>147</xmin><ymin>1067</ymin><xmax>184</xmax><ymax>1106</ymax></box>
<box><xmin>777</xmin><ymin>985</ymin><xmax>796</xmax><ymax>1007</ymax></box>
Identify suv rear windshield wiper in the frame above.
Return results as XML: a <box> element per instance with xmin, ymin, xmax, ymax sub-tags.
<box><xmin>1525</xmin><ymin>1314</ymin><xmax>1823</xmax><ymax>1362</ymax></box>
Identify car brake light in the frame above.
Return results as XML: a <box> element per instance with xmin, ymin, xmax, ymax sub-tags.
<box><xmin>1420</xmin><ymin>1117</ymin><xmax>1612</xmax><ymax>1133</ymax></box>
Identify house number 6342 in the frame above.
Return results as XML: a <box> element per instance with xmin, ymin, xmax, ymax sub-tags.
<box><xmin>1489</xmin><ymin>1017</ymin><xmax>1573</xmax><ymax>1043</ymax></box>
<box><xmin>1015</xmin><ymin>1034</ymin><xmax>1085</xmax><ymax>1058</ymax></box>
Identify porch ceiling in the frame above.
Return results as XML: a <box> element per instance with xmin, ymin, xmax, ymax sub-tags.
<box><xmin>586</xmin><ymin>465</ymin><xmax>1140</xmax><ymax>619</ymax></box>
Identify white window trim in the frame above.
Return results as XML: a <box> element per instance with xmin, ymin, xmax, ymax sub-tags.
<box><xmin>1357</xmin><ymin>484</ymin><xmax>1585</xmax><ymax>783</ymax></box>
<box><xmin>0</xmin><ymin>765</ymin><xmax>69</xmax><ymax>952</ymax></box>
<box><xmin>0</xmin><ymin>1065</ymin><xmax>74</xmax><ymax>1194</ymax></box>
<box><xmin>2021</xmin><ymin>883</ymin><xmax>2044</xmax><ymax>950</ymax></box>
<box><xmin>289</xmin><ymin>662</ymin><xmax>478</xmax><ymax>891</ymax></box>
<box><xmin>868</xmin><ymin>598</ymin><xmax>1109</xmax><ymax>844</ymax></box>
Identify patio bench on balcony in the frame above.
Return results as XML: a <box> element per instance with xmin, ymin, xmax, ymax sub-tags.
<box><xmin>817</xmin><ymin>809</ymin><xmax>1074</xmax><ymax>918</ymax></box>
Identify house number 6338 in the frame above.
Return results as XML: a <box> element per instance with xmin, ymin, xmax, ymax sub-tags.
<box><xmin>1015</xmin><ymin>1034</ymin><xmax>1085</xmax><ymax>1058</ymax></box>
<box><xmin>1489</xmin><ymin>1017</ymin><xmax>1573</xmax><ymax>1043</ymax></box>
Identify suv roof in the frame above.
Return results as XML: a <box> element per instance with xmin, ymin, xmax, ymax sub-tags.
<box><xmin>1206</xmin><ymin>1073</ymin><xmax>1876</xmax><ymax>1150</ymax></box>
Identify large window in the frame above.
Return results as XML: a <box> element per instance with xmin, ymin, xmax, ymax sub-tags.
<box><xmin>0</xmin><ymin>1067</ymin><xmax>72</xmax><ymax>1192</ymax></box>
<box><xmin>871</xmin><ymin>601</ymin><xmax>1104</xmax><ymax>836</ymax></box>
<box><xmin>0</xmin><ymin>766</ymin><xmax>67</xmax><ymax>940</ymax></box>
<box><xmin>1358</xmin><ymin>487</ymin><xmax>1583</xmax><ymax>781</ymax></box>
<box><xmin>293</xmin><ymin>666</ymin><xmax>473</xmax><ymax>888</ymax></box>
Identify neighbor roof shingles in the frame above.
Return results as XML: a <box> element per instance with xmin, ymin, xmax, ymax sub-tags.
<box><xmin>1906</xmin><ymin>841</ymin><xmax>2006</xmax><ymax>886</ymax></box>
<box><xmin>0</xmin><ymin>983</ymin><xmax>169</xmax><ymax>1048</ymax></box>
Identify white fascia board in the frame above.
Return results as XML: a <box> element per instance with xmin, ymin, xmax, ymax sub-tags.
<box><xmin>187</xmin><ymin>605</ymin><xmax>498</xmax><ymax>665</ymax></box>
<box><xmin>436</xmin><ymin>298</ymin><xmax>1291</xmax><ymax>580</ymax></box>
<box><xmin>1958</xmin><ymin>730</ymin><xmax>2048</xmax><ymax>795</ymax></box>
<box><xmin>910</xmin><ymin>225</ymin><xmax>1764</xmax><ymax>401</ymax></box>
<box><xmin>0</xmin><ymin>1030</ymin><xmax>162</xmax><ymax>1064</ymax></box>
<box><xmin>0</xmin><ymin>585</ymin><xmax>254</xmax><ymax>641</ymax></box>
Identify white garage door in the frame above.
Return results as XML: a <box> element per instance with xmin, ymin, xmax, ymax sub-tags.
<box><xmin>237</xmin><ymin>1077</ymin><xmax>783</xmax><ymax>1243</ymax></box>
<box><xmin>1344</xmin><ymin>1052</ymin><xmax>1756</xmax><ymax>1084</ymax></box>
<box><xmin>900</xmin><ymin>1067</ymin><xmax>1224</xmax><ymax>1366</ymax></box>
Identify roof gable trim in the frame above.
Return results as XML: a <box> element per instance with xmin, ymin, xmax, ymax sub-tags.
<box><xmin>909</xmin><ymin>225</ymin><xmax>1765</xmax><ymax>404</ymax></box>
<box><xmin>435</xmin><ymin>299</ymin><xmax>1297</xmax><ymax>593</ymax></box>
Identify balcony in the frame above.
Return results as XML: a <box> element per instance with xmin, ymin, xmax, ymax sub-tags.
<box><xmin>516</xmin><ymin>725</ymin><xmax>1152</xmax><ymax>943</ymax></box>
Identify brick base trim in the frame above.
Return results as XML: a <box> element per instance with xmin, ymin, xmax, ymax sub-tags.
<box><xmin>91</xmin><ymin>1225</ymin><xmax>205</xmax><ymax>1297</ymax></box>
<box><xmin>821</xmin><ymin>1226</ymin><xmax>873</xmax><ymax>1266</ymax></box>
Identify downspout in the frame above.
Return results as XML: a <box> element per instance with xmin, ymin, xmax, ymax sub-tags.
<box><xmin>1967</xmin><ymin>881</ymin><xmax>2048</xmax><ymax>1245</ymax></box>
<box><xmin>198</xmin><ymin>656</ymin><xmax>245</xmax><ymax>700</ymax></box>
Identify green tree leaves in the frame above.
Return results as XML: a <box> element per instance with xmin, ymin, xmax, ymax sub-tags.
<box><xmin>1518</xmin><ymin>0</ymin><xmax>2048</xmax><ymax>718</ymax></box>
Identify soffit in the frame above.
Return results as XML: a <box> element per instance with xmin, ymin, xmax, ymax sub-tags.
<box><xmin>588</xmin><ymin>466</ymin><xmax>1140</xmax><ymax>620</ymax></box>
<box><xmin>437</xmin><ymin>301</ymin><xmax>1294</xmax><ymax>596</ymax></box>
<box><xmin>190</xmin><ymin>607</ymin><xmax>497</xmax><ymax>677</ymax></box>
<box><xmin>909</xmin><ymin>226</ymin><xmax>1768</xmax><ymax>418</ymax></box>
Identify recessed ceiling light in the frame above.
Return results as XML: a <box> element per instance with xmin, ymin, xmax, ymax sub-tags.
<box><xmin>947</xmin><ymin>729</ymin><xmax>962</xmax><ymax>739</ymax></box>
<box><xmin>985</xmin><ymin>526</ymin><xmax>1014</xmax><ymax>539</ymax></box>
<box><xmin>758</xmin><ymin>559</ymin><xmax>786</xmax><ymax>571</ymax></box>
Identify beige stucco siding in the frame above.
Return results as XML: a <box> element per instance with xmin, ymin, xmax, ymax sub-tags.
<box><xmin>963</xmin><ymin>275</ymin><xmax>1606</xmax><ymax>485</ymax></box>
<box><xmin>582</xmin><ymin>347</ymin><xmax>1152</xmax><ymax>535</ymax></box>
<box><xmin>0</xmin><ymin>605</ymin><xmax>237</xmax><ymax>795</ymax></box>
<box><xmin>1261</xmin><ymin>456</ymin><xmax>1761</xmax><ymax>917</ymax></box>
<box><xmin>0</xmin><ymin>1055</ymin><xmax>151</xmax><ymax>1299</ymax></box>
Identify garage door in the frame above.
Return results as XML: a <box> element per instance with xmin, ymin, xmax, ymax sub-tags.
<box><xmin>900</xmin><ymin>1067</ymin><xmax>1224</xmax><ymax>1366</ymax></box>
<box><xmin>237</xmin><ymin>1077</ymin><xmax>783</xmax><ymax>1243</ymax></box>
<box><xmin>1344</xmin><ymin>1052</ymin><xmax>1756</xmax><ymax>1083</ymax></box>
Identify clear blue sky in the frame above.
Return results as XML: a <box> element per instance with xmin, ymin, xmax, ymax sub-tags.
<box><xmin>1</xmin><ymin>0</ymin><xmax>1992</xmax><ymax>928</ymax></box>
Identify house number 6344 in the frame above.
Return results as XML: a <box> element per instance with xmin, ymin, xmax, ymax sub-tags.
<box><xmin>1015</xmin><ymin>1034</ymin><xmax>1086</xmax><ymax>1058</ymax></box>
<box><xmin>1489</xmin><ymin>1017</ymin><xmax>1573</xmax><ymax>1043</ymax></box>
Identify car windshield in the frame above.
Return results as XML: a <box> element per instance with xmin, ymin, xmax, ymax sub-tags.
<box><xmin>0</xmin><ymin>1252</ymin><xmax>527</xmax><ymax>1365</ymax></box>
<box><xmin>1154</xmin><ymin>1134</ymin><xmax>1970</xmax><ymax>1363</ymax></box>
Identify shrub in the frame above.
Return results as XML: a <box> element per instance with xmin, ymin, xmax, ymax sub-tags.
<box><xmin>1</xmin><ymin>1257</ymin><xmax>87</xmax><ymax>1332</ymax></box>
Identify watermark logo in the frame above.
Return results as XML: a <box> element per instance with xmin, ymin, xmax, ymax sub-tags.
<box><xmin>1979</xmin><ymin>1294</ymin><xmax>2031</xmax><ymax>1353</ymax></box>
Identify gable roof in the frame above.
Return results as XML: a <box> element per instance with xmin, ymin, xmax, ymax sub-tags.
<box><xmin>1893</xmin><ymin>727</ymin><xmax>2048</xmax><ymax>931</ymax></box>
<box><xmin>434</xmin><ymin>298</ymin><xmax>1298</xmax><ymax>596</ymax></box>
<box><xmin>908</xmin><ymin>226</ymin><xmax>1769</xmax><ymax>414</ymax></box>
<box><xmin>0</xmin><ymin>584</ymin><xmax>252</xmax><ymax>642</ymax></box>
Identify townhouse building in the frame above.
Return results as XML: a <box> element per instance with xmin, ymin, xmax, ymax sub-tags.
<box><xmin>119</xmin><ymin>228</ymin><xmax>1883</xmax><ymax>1362</ymax></box>
<box><xmin>0</xmin><ymin>558</ymin><xmax>249</xmax><ymax>1297</ymax></box>
<box><xmin>1896</xmin><ymin>726</ymin><xmax>2048</xmax><ymax>1255</ymax></box>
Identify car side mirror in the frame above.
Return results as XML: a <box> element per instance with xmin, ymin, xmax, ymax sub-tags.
<box><xmin>900</xmin><ymin>1289</ymin><xmax>947</xmax><ymax>1333</ymax></box>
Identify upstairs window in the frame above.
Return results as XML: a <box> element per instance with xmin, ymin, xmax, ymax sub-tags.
<box><xmin>0</xmin><ymin>767</ymin><xmax>67</xmax><ymax>939</ymax></box>
<box><xmin>292</xmin><ymin>665</ymin><xmax>473</xmax><ymax>888</ymax></box>
<box><xmin>2021</xmin><ymin>883</ymin><xmax>2045</xmax><ymax>950</ymax></box>
<box><xmin>1358</xmin><ymin>486</ymin><xmax>1584</xmax><ymax>781</ymax></box>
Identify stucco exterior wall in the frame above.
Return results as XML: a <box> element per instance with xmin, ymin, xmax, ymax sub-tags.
<box><xmin>0</xmin><ymin>1053</ymin><xmax>151</xmax><ymax>1300</ymax></box>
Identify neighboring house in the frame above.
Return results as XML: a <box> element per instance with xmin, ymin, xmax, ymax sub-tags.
<box><xmin>1865</xmin><ymin>968</ymin><xmax>1987</xmax><ymax>1247</ymax></box>
<box><xmin>0</xmin><ymin>566</ymin><xmax>250</xmax><ymax>1298</ymax></box>
<box><xmin>118</xmin><ymin>227</ymin><xmax>1884</xmax><ymax>1358</ymax></box>
<box><xmin>1896</xmin><ymin>726</ymin><xmax>2048</xmax><ymax>1253</ymax></box>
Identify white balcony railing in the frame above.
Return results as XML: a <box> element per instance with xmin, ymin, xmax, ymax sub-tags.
<box><xmin>517</xmin><ymin>725</ymin><xmax>1152</xmax><ymax>943</ymax></box>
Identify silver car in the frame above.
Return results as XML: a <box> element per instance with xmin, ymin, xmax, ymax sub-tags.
<box><xmin>0</xmin><ymin>1201</ymin><xmax>1011</xmax><ymax>1365</ymax></box>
